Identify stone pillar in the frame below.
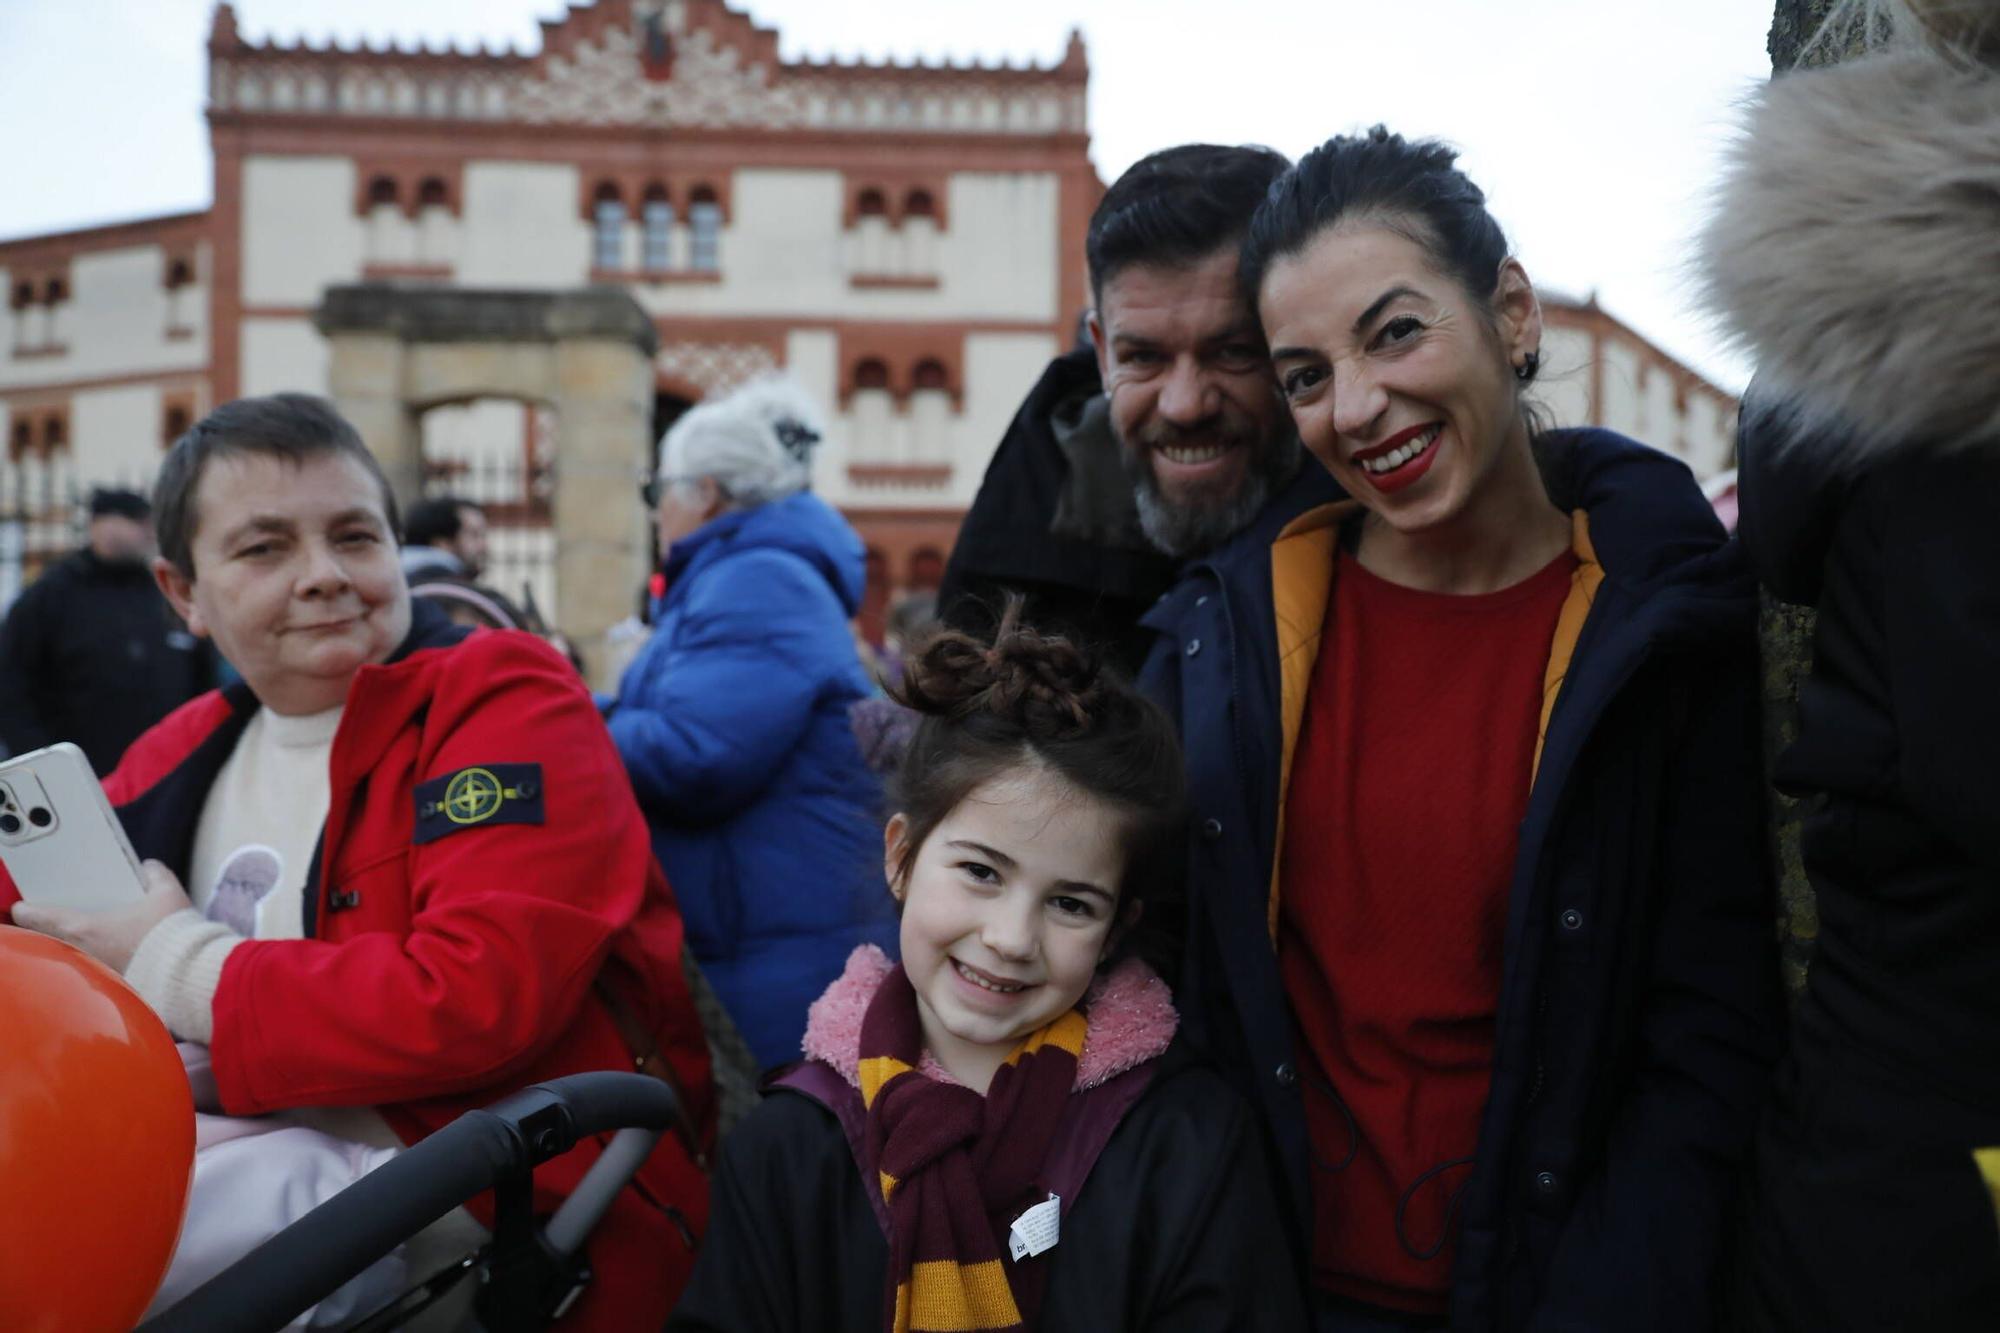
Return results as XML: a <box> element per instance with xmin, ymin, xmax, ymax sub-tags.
<box><xmin>325</xmin><ymin>331</ymin><xmax>421</xmax><ymax>505</ymax></box>
<box><xmin>552</xmin><ymin>336</ymin><xmax>652</xmax><ymax>688</ymax></box>
<box><xmin>314</xmin><ymin>285</ymin><xmax>659</xmax><ymax>689</ymax></box>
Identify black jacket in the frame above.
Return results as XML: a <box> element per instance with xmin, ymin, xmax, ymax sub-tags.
<box><xmin>0</xmin><ymin>549</ymin><xmax>215</xmax><ymax>772</ymax></box>
<box><xmin>936</xmin><ymin>350</ymin><xmax>1179</xmax><ymax>678</ymax></box>
<box><xmin>1741</xmin><ymin>405</ymin><xmax>2000</xmax><ymax>1085</ymax></box>
<box><xmin>669</xmin><ymin>1045</ymin><xmax>1307</xmax><ymax>1331</ymax></box>
<box><xmin>1143</xmin><ymin>431</ymin><xmax>1780</xmax><ymax>1332</ymax></box>
<box><xmin>1730</xmin><ymin>401</ymin><xmax>2000</xmax><ymax>1332</ymax></box>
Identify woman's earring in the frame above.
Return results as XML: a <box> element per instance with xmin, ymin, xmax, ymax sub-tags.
<box><xmin>1514</xmin><ymin>349</ymin><xmax>1541</xmax><ymax>383</ymax></box>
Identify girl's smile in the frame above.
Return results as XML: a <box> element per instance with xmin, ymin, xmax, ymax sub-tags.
<box><xmin>885</xmin><ymin>769</ymin><xmax>1134</xmax><ymax>1094</ymax></box>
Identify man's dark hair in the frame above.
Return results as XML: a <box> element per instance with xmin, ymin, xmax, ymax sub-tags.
<box><xmin>1086</xmin><ymin>143</ymin><xmax>1291</xmax><ymax>305</ymax></box>
<box><xmin>404</xmin><ymin>495</ymin><xmax>479</xmax><ymax>549</ymax></box>
<box><xmin>88</xmin><ymin>487</ymin><xmax>150</xmax><ymax>522</ymax></box>
<box><xmin>1240</xmin><ymin>126</ymin><xmax>1522</xmax><ymax>367</ymax></box>
<box><xmin>155</xmin><ymin>393</ymin><xmax>401</xmax><ymax>578</ymax></box>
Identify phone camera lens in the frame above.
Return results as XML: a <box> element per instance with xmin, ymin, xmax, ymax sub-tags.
<box><xmin>0</xmin><ymin>815</ymin><xmax>20</xmax><ymax>835</ymax></box>
<box><xmin>26</xmin><ymin>807</ymin><xmax>51</xmax><ymax>829</ymax></box>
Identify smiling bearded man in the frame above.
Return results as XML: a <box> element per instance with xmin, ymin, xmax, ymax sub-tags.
<box><xmin>1090</xmin><ymin>234</ymin><xmax>1304</xmax><ymax>562</ymax></box>
<box><xmin>936</xmin><ymin>144</ymin><xmax>1330</xmax><ymax>676</ymax></box>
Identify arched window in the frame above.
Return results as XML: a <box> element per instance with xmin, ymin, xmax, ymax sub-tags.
<box><xmin>907</xmin><ymin>546</ymin><xmax>945</xmax><ymax>590</ymax></box>
<box><xmin>43</xmin><ymin>278</ymin><xmax>66</xmax><ymax>305</ymax></box>
<box><xmin>851</xmin><ymin>187</ymin><xmax>896</xmax><ymax>275</ymax></box>
<box><xmin>687</xmin><ymin>185</ymin><xmax>722</xmax><ymax>272</ymax></box>
<box><xmin>164</xmin><ymin>259</ymin><xmax>193</xmax><ymax>289</ymax></box>
<box><xmin>412</xmin><ymin>177</ymin><xmax>455</xmax><ymax>268</ymax></box>
<box><xmin>163</xmin><ymin>404</ymin><xmax>192</xmax><ymax>449</ymax></box>
<box><xmin>909</xmin><ymin>359</ymin><xmax>952</xmax><ymax>462</ymax></box>
<box><xmin>367</xmin><ymin>175</ymin><xmax>399</xmax><ymax>210</ymax></box>
<box><xmin>42</xmin><ymin>415</ymin><xmax>65</xmax><ymax>452</ymax></box>
<box><xmin>902</xmin><ymin>188</ymin><xmax>941</xmax><ymax>275</ymax></box>
<box><xmin>9</xmin><ymin>420</ymin><xmax>32</xmax><ymax>462</ymax></box>
<box><xmin>849</xmin><ymin>359</ymin><xmax>897</xmax><ymax>462</ymax></box>
<box><xmin>641</xmin><ymin>185</ymin><xmax>673</xmax><ymax>272</ymax></box>
<box><xmin>592</xmin><ymin>182</ymin><xmax>626</xmax><ymax>271</ymax></box>
<box><xmin>11</xmin><ymin>280</ymin><xmax>35</xmax><ymax>310</ymax></box>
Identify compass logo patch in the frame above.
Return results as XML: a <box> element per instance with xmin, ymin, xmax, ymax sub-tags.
<box><xmin>414</xmin><ymin>763</ymin><xmax>545</xmax><ymax>844</ymax></box>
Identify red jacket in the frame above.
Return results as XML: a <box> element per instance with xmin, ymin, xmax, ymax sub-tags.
<box><xmin>2</xmin><ymin>608</ymin><xmax>713</xmax><ymax>1327</ymax></box>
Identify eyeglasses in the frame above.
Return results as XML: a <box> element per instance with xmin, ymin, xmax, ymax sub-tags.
<box><xmin>640</xmin><ymin>475</ymin><xmax>725</xmax><ymax>508</ymax></box>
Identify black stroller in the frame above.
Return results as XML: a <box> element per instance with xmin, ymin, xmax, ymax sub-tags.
<box><xmin>140</xmin><ymin>1071</ymin><xmax>693</xmax><ymax>1333</ymax></box>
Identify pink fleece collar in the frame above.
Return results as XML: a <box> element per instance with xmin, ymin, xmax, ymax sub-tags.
<box><xmin>800</xmin><ymin>944</ymin><xmax>1179</xmax><ymax>1091</ymax></box>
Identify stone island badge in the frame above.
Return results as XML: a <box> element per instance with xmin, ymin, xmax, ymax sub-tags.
<box><xmin>413</xmin><ymin>764</ymin><xmax>545</xmax><ymax>844</ymax></box>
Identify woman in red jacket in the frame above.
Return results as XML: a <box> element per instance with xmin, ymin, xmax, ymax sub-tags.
<box><xmin>10</xmin><ymin>393</ymin><xmax>712</xmax><ymax>1329</ymax></box>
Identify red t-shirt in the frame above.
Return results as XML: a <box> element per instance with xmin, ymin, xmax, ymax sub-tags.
<box><xmin>1278</xmin><ymin>544</ymin><xmax>1576</xmax><ymax>1314</ymax></box>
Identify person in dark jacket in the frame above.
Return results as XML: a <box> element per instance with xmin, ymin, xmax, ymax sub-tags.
<box><xmin>605</xmin><ymin>374</ymin><xmax>896</xmax><ymax>1070</ymax></box>
<box><xmin>1143</xmin><ymin>128</ymin><xmax>1780</xmax><ymax>1331</ymax></box>
<box><xmin>399</xmin><ymin>493</ymin><xmax>488</xmax><ymax>581</ymax></box>
<box><xmin>671</xmin><ymin>608</ymin><xmax>1304</xmax><ymax>1332</ymax></box>
<box><xmin>1697</xmin><ymin>5</ymin><xmax>2000</xmax><ymax>1328</ymax></box>
<box><xmin>937</xmin><ymin>143</ymin><xmax>1307</xmax><ymax>678</ymax></box>
<box><xmin>0</xmin><ymin>487</ymin><xmax>215</xmax><ymax>772</ymax></box>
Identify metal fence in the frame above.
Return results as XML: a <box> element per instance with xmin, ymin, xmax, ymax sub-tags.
<box><xmin>0</xmin><ymin>464</ymin><xmax>156</xmax><ymax>613</ymax></box>
<box><xmin>0</xmin><ymin>455</ymin><xmax>564</xmax><ymax>622</ymax></box>
<box><xmin>418</xmin><ymin>451</ymin><xmax>562</xmax><ymax>624</ymax></box>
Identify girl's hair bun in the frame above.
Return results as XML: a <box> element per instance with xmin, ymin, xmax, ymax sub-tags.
<box><xmin>896</xmin><ymin>598</ymin><xmax>1104</xmax><ymax>738</ymax></box>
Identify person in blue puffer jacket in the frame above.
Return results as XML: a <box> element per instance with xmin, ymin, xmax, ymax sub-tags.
<box><xmin>606</xmin><ymin>374</ymin><xmax>896</xmax><ymax>1069</ymax></box>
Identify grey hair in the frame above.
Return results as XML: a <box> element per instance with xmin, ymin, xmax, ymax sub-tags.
<box><xmin>656</xmin><ymin>374</ymin><xmax>827</xmax><ymax>508</ymax></box>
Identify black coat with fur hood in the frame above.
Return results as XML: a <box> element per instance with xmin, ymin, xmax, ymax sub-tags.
<box><xmin>1702</xmin><ymin>13</ymin><xmax>2000</xmax><ymax>1330</ymax></box>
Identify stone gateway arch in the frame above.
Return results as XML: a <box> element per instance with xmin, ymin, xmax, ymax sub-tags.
<box><xmin>315</xmin><ymin>284</ymin><xmax>655</xmax><ymax>687</ymax></box>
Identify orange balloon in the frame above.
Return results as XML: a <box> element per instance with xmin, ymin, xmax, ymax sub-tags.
<box><xmin>0</xmin><ymin>925</ymin><xmax>193</xmax><ymax>1332</ymax></box>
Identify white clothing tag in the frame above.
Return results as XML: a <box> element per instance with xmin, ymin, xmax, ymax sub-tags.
<box><xmin>1007</xmin><ymin>1193</ymin><xmax>1061</xmax><ymax>1261</ymax></box>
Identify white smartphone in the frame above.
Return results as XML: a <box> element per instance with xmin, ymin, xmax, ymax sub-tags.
<box><xmin>0</xmin><ymin>742</ymin><xmax>149</xmax><ymax>911</ymax></box>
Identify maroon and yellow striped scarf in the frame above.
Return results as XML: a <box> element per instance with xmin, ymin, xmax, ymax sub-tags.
<box><xmin>859</xmin><ymin>963</ymin><xmax>1087</xmax><ymax>1333</ymax></box>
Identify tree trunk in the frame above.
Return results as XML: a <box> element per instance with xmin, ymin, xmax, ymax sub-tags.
<box><xmin>1756</xmin><ymin>2</ymin><xmax>1892</xmax><ymax>996</ymax></box>
<box><xmin>1770</xmin><ymin>0</ymin><xmax>1891</xmax><ymax>69</ymax></box>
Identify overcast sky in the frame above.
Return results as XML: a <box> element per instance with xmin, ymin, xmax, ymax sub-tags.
<box><xmin>0</xmin><ymin>0</ymin><xmax>1772</xmax><ymax>388</ymax></box>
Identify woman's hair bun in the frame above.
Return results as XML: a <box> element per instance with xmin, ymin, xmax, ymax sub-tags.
<box><xmin>896</xmin><ymin>598</ymin><xmax>1104</xmax><ymax>738</ymax></box>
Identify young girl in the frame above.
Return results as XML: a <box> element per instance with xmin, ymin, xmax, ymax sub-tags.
<box><xmin>670</xmin><ymin>605</ymin><xmax>1304</xmax><ymax>1331</ymax></box>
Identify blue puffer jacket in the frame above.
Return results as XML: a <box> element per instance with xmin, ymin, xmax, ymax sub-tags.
<box><xmin>607</xmin><ymin>492</ymin><xmax>896</xmax><ymax>1069</ymax></box>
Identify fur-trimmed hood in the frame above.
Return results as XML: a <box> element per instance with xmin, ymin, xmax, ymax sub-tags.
<box><xmin>1698</xmin><ymin>45</ymin><xmax>2000</xmax><ymax>461</ymax></box>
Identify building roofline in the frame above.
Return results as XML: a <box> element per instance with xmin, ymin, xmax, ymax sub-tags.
<box><xmin>0</xmin><ymin>209</ymin><xmax>212</xmax><ymax>261</ymax></box>
<box><xmin>1542</xmin><ymin>292</ymin><xmax>1738</xmax><ymax>407</ymax></box>
<box><xmin>214</xmin><ymin>0</ymin><xmax>1087</xmax><ymax>85</ymax></box>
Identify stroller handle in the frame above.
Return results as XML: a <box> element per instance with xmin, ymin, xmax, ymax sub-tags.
<box><xmin>139</xmin><ymin>1072</ymin><xmax>683</xmax><ymax>1333</ymax></box>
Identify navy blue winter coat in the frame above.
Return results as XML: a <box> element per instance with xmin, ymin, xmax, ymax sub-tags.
<box><xmin>1143</xmin><ymin>430</ymin><xmax>1781</xmax><ymax>1331</ymax></box>
<box><xmin>607</xmin><ymin>492</ymin><xmax>896</xmax><ymax>1069</ymax></box>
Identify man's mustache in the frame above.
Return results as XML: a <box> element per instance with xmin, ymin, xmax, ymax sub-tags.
<box><xmin>1129</xmin><ymin>415</ymin><xmax>1258</xmax><ymax>455</ymax></box>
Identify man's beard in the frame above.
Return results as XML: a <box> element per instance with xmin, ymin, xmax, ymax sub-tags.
<box><xmin>1124</xmin><ymin>416</ymin><xmax>1302</xmax><ymax>560</ymax></box>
